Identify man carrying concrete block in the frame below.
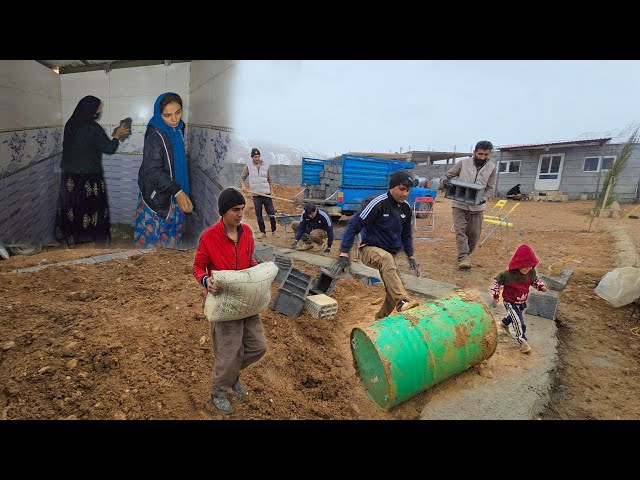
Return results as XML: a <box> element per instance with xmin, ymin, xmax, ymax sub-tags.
<box><xmin>441</xmin><ymin>140</ymin><xmax>497</xmax><ymax>270</ymax></box>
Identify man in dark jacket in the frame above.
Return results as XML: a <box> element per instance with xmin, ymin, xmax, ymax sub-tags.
<box><xmin>331</xmin><ymin>169</ymin><xmax>422</xmax><ymax>320</ymax></box>
<box><xmin>289</xmin><ymin>203</ymin><xmax>334</xmax><ymax>255</ymax></box>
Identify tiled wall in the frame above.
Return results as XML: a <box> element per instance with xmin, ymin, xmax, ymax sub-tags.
<box><xmin>1</xmin><ymin>60</ymin><xmax>254</xmax><ymax>246</ymax></box>
<box><xmin>0</xmin><ymin>60</ymin><xmax>63</xmax><ymax>245</ymax></box>
<box><xmin>60</xmin><ymin>63</ymin><xmax>191</xmax><ymax>228</ymax></box>
<box><xmin>186</xmin><ymin>61</ymin><xmax>236</xmax><ymax>239</ymax></box>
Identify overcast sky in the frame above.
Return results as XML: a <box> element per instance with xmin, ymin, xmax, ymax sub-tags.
<box><xmin>231</xmin><ymin>60</ymin><xmax>640</xmax><ymax>156</ymax></box>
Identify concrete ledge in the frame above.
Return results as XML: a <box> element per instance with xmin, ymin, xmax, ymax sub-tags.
<box><xmin>420</xmin><ymin>312</ymin><xmax>558</xmax><ymax>420</ymax></box>
<box><xmin>272</xmin><ymin>245</ymin><xmax>458</xmax><ymax>300</ymax></box>
<box><xmin>8</xmin><ymin>249</ymin><xmax>143</xmax><ymax>273</ymax></box>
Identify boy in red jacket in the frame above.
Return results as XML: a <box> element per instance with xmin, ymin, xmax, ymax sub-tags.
<box><xmin>193</xmin><ymin>188</ymin><xmax>267</xmax><ymax>414</ymax></box>
<box><xmin>491</xmin><ymin>244</ymin><xmax>548</xmax><ymax>354</ymax></box>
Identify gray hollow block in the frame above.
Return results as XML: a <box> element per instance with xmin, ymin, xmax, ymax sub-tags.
<box><xmin>310</xmin><ymin>268</ymin><xmax>340</xmax><ymax>296</ymax></box>
<box><xmin>254</xmin><ymin>243</ymin><xmax>275</xmax><ymax>263</ymax></box>
<box><xmin>270</xmin><ymin>287</ymin><xmax>307</xmax><ymax>318</ymax></box>
<box><xmin>539</xmin><ymin>268</ymin><xmax>573</xmax><ymax>292</ymax></box>
<box><xmin>282</xmin><ymin>268</ymin><xmax>314</xmax><ymax>298</ymax></box>
<box><xmin>525</xmin><ymin>289</ymin><xmax>560</xmax><ymax>320</ymax></box>
<box><xmin>273</xmin><ymin>255</ymin><xmax>293</xmax><ymax>285</ymax></box>
<box><xmin>444</xmin><ymin>179</ymin><xmax>486</xmax><ymax>205</ymax></box>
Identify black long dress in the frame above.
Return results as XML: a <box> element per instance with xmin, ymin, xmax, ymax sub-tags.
<box><xmin>55</xmin><ymin>96</ymin><xmax>120</xmax><ymax>245</ymax></box>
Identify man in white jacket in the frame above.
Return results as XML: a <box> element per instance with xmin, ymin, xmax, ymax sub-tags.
<box><xmin>239</xmin><ymin>148</ymin><xmax>276</xmax><ymax>239</ymax></box>
<box><xmin>441</xmin><ymin>140</ymin><xmax>497</xmax><ymax>269</ymax></box>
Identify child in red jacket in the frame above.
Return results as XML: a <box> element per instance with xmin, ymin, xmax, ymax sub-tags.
<box><xmin>193</xmin><ymin>188</ymin><xmax>266</xmax><ymax>415</ymax></box>
<box><xmin>491</xmin><ymin>244</ymin><xmax>548</xmax><ymax>354</ymax></box>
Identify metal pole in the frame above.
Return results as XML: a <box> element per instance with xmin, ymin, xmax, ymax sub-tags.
<box><xmin>594</xmin><ymin>143</ymin><xmax>606</xmax><ymax>199</ymax></box>
<box><xmin>495</xmin><ymin>150</ymin><xmax>503</xmax><ymax>196</ymax></box>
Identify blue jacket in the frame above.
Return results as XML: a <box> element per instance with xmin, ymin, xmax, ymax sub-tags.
<box><xmin>340</xmin><ymin>191</ymin><xmax>414</xmax><ymax>256</ymax></box>
<box><xmin>294</xmin><ymin>208</ymin><xmax>334</xmax><ymax>248</ymax></box>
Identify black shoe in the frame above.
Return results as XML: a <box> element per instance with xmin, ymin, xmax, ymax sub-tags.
<box><xmin>211</xmin><ymin>393</ymin><xmax>234</xmax><ymax>414</ymax></box>
<box><xmin>232</xmin><ymin>379</ymin><xmax>248</xmax><ymax>400</ymax></box>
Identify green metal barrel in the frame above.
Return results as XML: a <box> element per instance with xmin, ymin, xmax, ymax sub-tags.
<box><xmin>350</xmin><ymin>292</ymin><xmax>497</xmax><ymax>411</ymax></box>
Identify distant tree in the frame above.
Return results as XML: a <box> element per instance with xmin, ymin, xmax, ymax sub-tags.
<box><xmin>595</xmin><ymin>125</ymin><xmax>639</xmax><ymax>210</ymax></box>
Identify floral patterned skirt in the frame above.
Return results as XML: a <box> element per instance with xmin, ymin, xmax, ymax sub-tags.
<box><xmin>55</xmin><ymin>171</ymin><xmax>111</xmax><ymax>245</ymax></box>
<box><xmin>133</xmin><ymin>192</ymin><xmax>185</xmax><ymax>249</ymax></box>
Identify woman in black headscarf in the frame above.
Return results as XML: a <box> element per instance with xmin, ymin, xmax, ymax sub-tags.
<box><xmin>55</xmin><ymin>95</ymin><xmax>129</xmax><ymax>246</ymax></box>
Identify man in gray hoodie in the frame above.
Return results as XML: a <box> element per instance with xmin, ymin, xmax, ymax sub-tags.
<box><xmin>441</xmin><ymin>140</ymin><xmax>496</xmax><ymax>269</ymax></box>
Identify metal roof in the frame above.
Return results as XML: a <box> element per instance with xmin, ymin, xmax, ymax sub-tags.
<box><xmin>406</xmin><ymin>150</ymin><xmax>472</xmax><ymax>161</ymax></box>
<box><xmin>337</xmin><ymin>151</ymin><xmax>471</xmax><ymax>162</ymax></box>
<box><xmin>497</xmin><ymin>138</ymin><xmax>612</xmax><ymax>151</ymax></box>
<box><xmin>36</xmin><ymin>60</ymin><xmax>190</xmax><ymax>74</ymax></box>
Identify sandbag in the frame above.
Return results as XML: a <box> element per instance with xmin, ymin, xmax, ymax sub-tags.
<box><xmin>204</xmin><ymin>261</ymin><xmax>279</xmax><ymax>322</ymax></box>
<box><xmin>594</xmin><ymin>267</ymin><xmax>640</xmax><ymax>308</ymax></box>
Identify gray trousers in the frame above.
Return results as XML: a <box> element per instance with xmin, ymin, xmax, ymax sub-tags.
<box><xmin>452</xmin><ymin>207</ymin><xmax>484</xmax><ymax>260</ymax></box>
<box><xmin>210</xmin><ymin>314</ymin><xmax>267</xmax><ymax>396</ymax></box>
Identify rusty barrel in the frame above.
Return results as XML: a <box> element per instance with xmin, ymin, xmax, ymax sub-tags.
<box><xmin>350</xmin><ymin>291</ymin><xmax>497</xmax><ymax>411</ymax></box>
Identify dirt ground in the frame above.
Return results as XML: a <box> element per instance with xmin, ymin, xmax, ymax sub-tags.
<box><xmin>1</xmin><ymin>184</ymin><xmax>639</xmax><ymax>420</ymax></box>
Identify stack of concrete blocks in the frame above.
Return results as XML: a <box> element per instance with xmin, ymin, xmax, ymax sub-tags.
<box><xmin>527</xmin><ymin>269</ymin><xmax>573</xmax><ymax>320</ymax></box>
<box><xmin>305</xmin><ymin>162</ymin><xmax>341</xmax><ymax>200</ymax></box>
<box><xmin>444</xmin><ymin>179</ymin><xmax>485</xmax><ymax>205</ymax></box>
<box><xmin>530</xmin><ymin>190</ymin><xmax>569</xmax><ymax>202</ymax></box>
<box><xmin>318</xmin><ymin>162</ymin><xmax>342</xmax><ymax>198</ymax></box>
<box><xmin>304</xmin><ymin>294</ymin><xmax>339</xmax><ymax>319</ymax></box>
<box><xmin>270</xmin><ymin>267</ymin><xmax>314</xmax><ymax>318</ymax></box>
<box><xmin>273</xmin><ymin>255</ymin><xmax>293</xmax><ymax>285</ymax></box>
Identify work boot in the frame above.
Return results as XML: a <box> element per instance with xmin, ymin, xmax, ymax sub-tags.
<box><xmin>211</xmin><ymin>393</ymin><xmax>234</xmax><ymax>414</ymax></box>
<box><xmin>519</xmin><ymin>339</ymin><xmax>532</xmax><ymax>354</ymax></box>
<box><xmin>397</xmin><ymin>299</ymin><xmax>420</xmax><ymax>313</ymax></box>
<box><xmin>458</xmin><ymin>256</ymin><xmax>472</xmax><ymax>269</ymax></box>
<box><xmin>231</xmin><ymin>378</ymin><xmax>248</xmax><ymax>400</ymax></box>
<box><xmin>499</xmin><ymin>320</ymin><xmax>511</xmax><ymax>334</ymax></box>
<box><xmin>257</xmin><ymin>232</ymin><xmax>267</xmax><ymax>239</ymax></box>
<box><xmin>271</xmin><ymin>230</ymin><xmax>277</xmax><ymax>236</ymax></box>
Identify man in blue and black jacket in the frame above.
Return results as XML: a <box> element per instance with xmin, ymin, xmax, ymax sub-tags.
<box><xmin>289</xmin><ymin>203</ymin><xmax>334</xmax><ymax>255</ymax></box>
<box><xmin>330</xmin><ymin>169</ymin><xmax>422</xmax><ymax>320</ymax></box>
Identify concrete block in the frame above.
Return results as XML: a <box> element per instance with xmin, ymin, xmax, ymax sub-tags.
<box><xmin>270</xmin><ymin>287</ymin><xmax>307</xmax><ymax>318</ymax></box>
<box><xmin>310</xmin><ymin>268</ymin><xmax>339</xmax><ymax>296</ymax></box>
<box><xmin>539</xmin><ymin>268</ymin><xmax>573</xmax><ymax>292</ymax></box>
<box><xmin>305</xmin><ymin>294</ymin><xmax>338</xmax><ymax>319</ymax></box>
<box><xmin>281</xmin><ymin>268</ymin><xmax>313</xmax><ymax>297</ymax></box>
<box><xmin>525</xmin><ymin>289</ymin><xmax>560</xmax><ymax>320</ymax></box>
<box><xmin>273</xmin><ymin>255</ymin><xmax>293</xmax><ymax>285</ymax></box>
<box><xmin>444</xmin><ymin>179</ymin><xmax>485</xmax><ymax>205</ymax></box>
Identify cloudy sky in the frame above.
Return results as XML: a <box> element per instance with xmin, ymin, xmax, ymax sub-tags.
<box><xmin>231</xmin><ymin>60</ymin><xmax>640</xmax><ymax>156</ymax></box>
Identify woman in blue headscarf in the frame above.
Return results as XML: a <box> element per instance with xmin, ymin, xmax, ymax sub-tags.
<box><xmin>134</xmin><ymin>92</ymin><xmax>193</xmax><ymax>248</ymax></box>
